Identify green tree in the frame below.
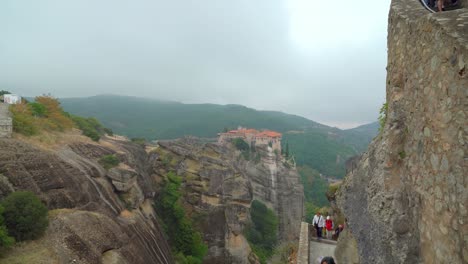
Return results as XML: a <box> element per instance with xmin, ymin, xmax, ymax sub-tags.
<box><xmin>0</xmin><ymin>205</ymin><xmax>14</xmax><ymax>249</ymax></box>
<box><xmin>154</xmin><ymin>172</ymin><xmax>207</xmax><ymax>262</ymax></box>
<box><xmin>232</xmin><ymin>138</ymin><xmax>249</xmax><ymax>151</ymax></box>
<box><xmin>0</xmin><ymin>90</ymin><xmax>10</xmax><ymax>96</ymax></box>
<box><xmin>245</xmin><ymin>200</ymin><xmax>278</xmax><ymax>263</ymax></box>
<box><xmin>99</xmin><ymin>155</ymin><xmax>120</xmax><ymax>170</ymax></box>
<box><xmin>298</xmin><ymin>166</ymin><xmax>329</xmax><ymax>207</ymax></box>
<box><xmin>28</xmin><ymin>102</ymin><xmax>48</xmax><ymax>117</ymax></box>
<box><xmin>71</xmin><ymin>115</ymin><xmax>113</xmax><ymax>141</ymax></box>
<box><xmin>378</xmin><ymin>102</ymin><xmax>388</xmax><ymax>132</ymax></box>
<box><xmin>1</xmin><ymin>192</ymin><xmax>48</xmax><ymax>241</ymax></box>
<box><xmin>285</xmin><ymin>142</ymin><xmax>289</xmax><ymax>158</ymax></box>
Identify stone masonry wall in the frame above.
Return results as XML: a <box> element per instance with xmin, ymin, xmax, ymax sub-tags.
<box><xmin>0</xmin><ymin>104</ymin><xmax>12</xmax><ymax>138</ymax></box>
<box><xmin>337</xmin><ymin>0</ymin><xmax>467</xmax><ymax>263</ymax></box>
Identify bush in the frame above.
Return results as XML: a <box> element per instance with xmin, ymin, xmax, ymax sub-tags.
<box><xmin>378</xmin><ymin>102</ymin><xmax>388</xmax><ymax>132</ymax></box>
<box><xmin>232</xmin><ymin>138</ymin><xmax>249</xmax><ymax>151</ymax></box>
<box><xmin>71</xmin><ymin>115</ymin><xmax>112</xmax><ymax>141</ymax></box>
<box><xmin>327</xmin><ymin>183</ymin><xmax>341</xmax><ymax>199</ymax></box>
<box><xmin>154</xmin><ymin>172</ymin><xmax>207</xmax><ymax>262</ymax></box>
<box><xmin>0</xmin><ymin>205</ymin><xmax>14</xmax><ymax>249</ymax></box>
<box><xmin>0</xmin><ymin>90</ymin><xmax>10</xmax><ymax>96</ymax></box>
<box><xmin>1</xmin><ymin>192</ymin><xmax>48</xmax><ymax>241</ymax></box>
<box><xmin>10</xmin><ymin>96</ymin><xmax>74</xmax><ymax>135</ymax></box>
<box><xmin>245</xmin><ymin>200</ymin><xmax>278</xmax><ymax>263</ymax></box>
<box><xmin>28</xmin><ymin>102</ymin><xmax>47</xmax><ymax>117</ymax></box>
<box><xmin>131</xmin><ymin>137</ymin><xmax>146</xmax><ymax>146</ymax></box>
<box><xmin>99</xmin><ymin>155</ymin><xmax>119</xmax><ymax>170</ymax></box>
<box><xmin>35</xmin><ymin>96</ymin><xmax>74</xmax><ymax>131</ymax></box>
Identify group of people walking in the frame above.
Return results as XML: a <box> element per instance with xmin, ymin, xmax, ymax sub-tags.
<box><xmin>311</xmin><ymin>212</ymin><xmax>343</xmax><ymax>240</ymax></box>
<box><xmin>311</xmin><ymin>212</ymin><xmax>343</xmax><ymax>264</ymax></box>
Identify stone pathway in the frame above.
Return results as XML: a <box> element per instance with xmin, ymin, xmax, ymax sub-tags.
<box><xmin>309</xmin><ymin>238</ymin><xmax>336</xmax><ymax>264</ymax></box>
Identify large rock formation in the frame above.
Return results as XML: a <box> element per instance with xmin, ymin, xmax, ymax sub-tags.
<box><xmin>0</xmin><ymin>137</ymin><xmax>173</xmax><ymax>264</ymax></box>
<box><xmin>0</xmin><ymin>133</ymin><xmax>303</xmax><ymax>264</ymax></box>
<box><xmin>337</xmin><ymin>1</ymin><xmax>467</xmax><ymax>263</ymax></box>
<box><xmin>152</xmin><ymin>138</ymin><xmax>304</xmax><ymax>263</ymax></box>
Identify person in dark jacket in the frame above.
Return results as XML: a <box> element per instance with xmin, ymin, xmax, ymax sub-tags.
<box><xmin>321</xmin><ymin>256</ymin><xmax>336</xmax><ymax>264</ymax></box>
<box><xmin>334</xmin><ymin>224</ymin><xmax>344</xmax><ymax>240</ymax></box>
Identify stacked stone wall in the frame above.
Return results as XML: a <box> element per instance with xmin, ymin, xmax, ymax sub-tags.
<box><xmin>0</xmin><ymin>104</ymin><xmax>12</xmax><ymax>138</ymax></box>
<box><xmin>387</xmin><ymin>2</ymin><xmax>467</xmax><ymax>262</ymax></box>
<box><xmin>337</xmin><ymin>0</ymin><xmax>467</xmax><ymax>263</ymax></box>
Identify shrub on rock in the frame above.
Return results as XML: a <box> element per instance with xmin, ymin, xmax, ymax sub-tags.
<box><xmin>1</xmin><ymin>191</ymin><xmax>48</xmax><ymax>241</ymax></box>
<box><xmin>0</xmin><ymin>205</ymin><xmax>14</xmax><ymax>248</ymax></box>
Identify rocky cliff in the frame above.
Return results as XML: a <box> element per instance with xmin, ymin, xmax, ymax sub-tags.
<box><xmin>151</xmin><ymin>138</ymin><xmax>304</xmax><ymax>263</ymax></box>
<box><xmin>336</xmin><ymin>1</ymin><xmax>467</xmax><ymax>263</ymax></box>
<box><xmin>0</xmin><ymin>134</ymin><xmax>173</xmax><ymax>264</ymax></box>
<box><xmin>0</xmin><ymin>132</ymin><xmax>303</xmax><ymax>264</ymax></box>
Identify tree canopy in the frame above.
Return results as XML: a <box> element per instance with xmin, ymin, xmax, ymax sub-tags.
<box><xmin>1</xmin><ymin>191</ymin><xmax>48</xmax><ymax>241</ymax></box>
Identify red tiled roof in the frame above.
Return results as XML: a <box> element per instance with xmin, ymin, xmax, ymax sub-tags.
<box><xmin>256</xmin><ymin>130</ymin><xmax>282</xmax><ymax>138</ymax></box>
<box><xmin>244</xmin><ymin>129</ymin><xmax>259</xmax><ymax>134</ymax></box>
<box><xmin>227</xmin><ymin>129</ymin><xmax>259</xmax><ymax>134</ymax></box>
<box><xmin>223</xmin><ymin>128</ymin><xmax>281</xmax><ymax>138</ymax></box>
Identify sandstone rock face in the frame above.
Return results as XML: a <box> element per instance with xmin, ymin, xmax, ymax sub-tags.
<box><xmin>334</xmin><ymin>230</ymin><xmax>359</xmax><ymax>264</ymax></box>
<box><xmin>0</xmin><ymin>138</ymin><xmax>173</xmax><ymax>264</ymax></box>
<box><xmin>152</xmin><ymin>139</ymin><xmax>304</xmax><ymax>263</ymax></box>
<box><xmin>337</xmin><ymin>1</ymin><xmax>467</xmax><ymax>263</ymax></box>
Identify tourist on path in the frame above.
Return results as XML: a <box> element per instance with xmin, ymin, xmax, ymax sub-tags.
<box><xmin>334</xmin><ymin>224</ymin><xmax>344</xmax><ymax>240</ymax></box>
<box><xmin>313</xmin><ymin>212</ymin><xmax>325</xmax><ymax>238</ymax></box>
<box><xmin>320</xmin><ymin>256</ymin><xmax>336</xmax><ymax>264</ymax></box>
<box><xmin>325</xmin><ymin>216</ymin><xmax>333</xmax><ymax>239</ymax></box>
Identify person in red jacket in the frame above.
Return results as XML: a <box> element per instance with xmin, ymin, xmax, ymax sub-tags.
<box><xmin>325</xmin><ymin>216</ymin><xmax>333</xmax><ymax>239</ymax></box>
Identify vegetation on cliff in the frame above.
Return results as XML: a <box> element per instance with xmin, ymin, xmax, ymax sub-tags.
<box><xmin>378</xmin><ymin>102</ymin><xmax>387</xmax><ymax>132</ymax></box>
<box><xmin>298</xmin><ymin>166</ymin><xmax>332</xmax><ymax>222</ymax></box>
<box><xmin>0</xmin><ymin>206</ymin><xmax>14</xmax><ymax>249</ymax></box>
<box><xmin>1</xmin><ymin>192</ymin><xmax>48</xmax><ymax>242</ymax></box>
<box><xmin>285</xmin><ymin>132</ymin><xmax>356</xmax><ymax>178</ymax></box>
<box><xmin>154</xmin><ymin>172</ymin><xmax>207</xmax><ymax>263</ymax></box>
<box><xmin>10</xmin><ymin>96</ymin><xmax>74</xmax><ymax>136</ymax></box>
<box><xmin>245</xmin><ymin>200</ymin><xmax>278</xmax><ymax>264</ymax></box>
<box><xmin>9</xmin><ymin>96</ymin><xmax>112</xmax><ymax>141</ymax></box>
<box><xmin>99</xmin><ymin>154</ymin><xmax>120</xmax><ymax>170</ymax></box>
<box><xmin>232</xmin><ymin>138</ymin><xmax>261</xmax><ymax>161</ymax></box>
<box><xmin>71</xmin><ymin>115</ymin><xmax>113</xmax><ymax>141</ymax></box>
<box><xmin>0</xmin><ymin>191</ymin><xmax>48</xmax><ymax>251</ymax></box>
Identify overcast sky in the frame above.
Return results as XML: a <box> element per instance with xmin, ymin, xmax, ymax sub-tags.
<box><xmin>0</xmin><ymin>0</ymin><xmax>390</xmax><ymax>129</ymax></box>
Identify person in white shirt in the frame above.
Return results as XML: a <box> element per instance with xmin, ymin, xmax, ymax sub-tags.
<box><xmin>312</xmin><ymin>212</ymin><xmax>325</xmax><ymax>238</ymax></box>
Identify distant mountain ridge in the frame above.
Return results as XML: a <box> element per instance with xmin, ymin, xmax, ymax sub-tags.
<box><xmin>60</xmin><ymin>94</ymin><xmax>378</xmax><ymax>178</ymax></box>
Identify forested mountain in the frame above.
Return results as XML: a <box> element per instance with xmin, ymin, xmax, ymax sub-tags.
<box><xmin>60</xmin><ymin>94</ymin><xmax>378</xmax><ymax>178</ymax></box>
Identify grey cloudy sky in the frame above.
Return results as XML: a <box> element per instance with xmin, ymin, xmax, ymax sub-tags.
<box><xmin>0</xmin><ymin>0</ymin><xmax>390</xmax><ymax>128</ymax></box>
